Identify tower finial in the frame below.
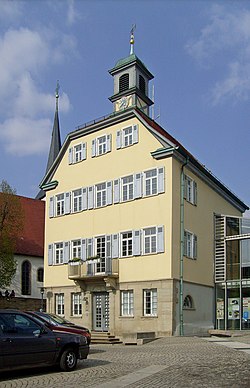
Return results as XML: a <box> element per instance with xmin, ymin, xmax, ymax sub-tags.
<box><xmin>55</xmin><ymin>80</ymin><xmax>60</xmax><ymax>112</ymax></box>
<box><xmin>130</xmin><ymin>24</ymin><xmax>136</xmax><ymax>55</ymax></box>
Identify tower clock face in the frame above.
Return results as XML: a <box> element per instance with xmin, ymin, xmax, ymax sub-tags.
<box><xmin>119</xmin><ymin>96</ymin><xmax>128</xmax><ymax>110</ymax></box>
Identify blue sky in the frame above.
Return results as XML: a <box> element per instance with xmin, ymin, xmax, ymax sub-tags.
<box><xmin>0</xmin><ymin>0</ymin><xmax>249</xmax><ymax>213</ymax></box>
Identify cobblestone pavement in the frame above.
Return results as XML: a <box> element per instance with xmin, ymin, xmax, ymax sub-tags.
<box><xmin>1</xmin><ymin>336</ymin><xmax>250</xmax><ymax>388</ymax></box>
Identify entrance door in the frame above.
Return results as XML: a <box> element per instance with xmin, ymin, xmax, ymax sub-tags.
<box><xmin>93</xmin><ymin>292</ymin><xmax>109</xmax><ymax>331</ymax></box>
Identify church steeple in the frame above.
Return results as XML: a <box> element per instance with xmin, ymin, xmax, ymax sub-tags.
<box><xmin>35</xmin><ymin>82</ymin><xmax>62</xmax><ymax>200</ymax></box>
<box><xmin>109</xmin><ymin>27</ymin><xmax>154</xmax><ymax>116</ymax></box>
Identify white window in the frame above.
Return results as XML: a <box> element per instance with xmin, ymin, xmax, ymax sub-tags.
<box><xmin>92</xmin><ymin>135</ymin><xmax>111</xmax><ymax>157</ymax></box>
<box><xmin>55</xmin><ymin>242</ymin><xmax>64</xmax><ymax>264</ymax></box>
<box><xmin>55</xmin><ymin>293</ymin><xmax>64</xmax><ymax>316</ymax></box>
<box><xmin>73</xmin><ymin>189</ymin><xmax>82</xmax><ymax>212</ymax></box>
<box><xmin>69</xmin><ymin>143</ymin><xmax>86</xmax><ymax>164</ymax></box>
<box><xmin>144</xmin><ymin>167</ymin><xmax>164</xmax><ymax>197</ymax></box>
<box><xmin>71</xmin><ymin>293</ymin><xmax>82</xmax><ymax>316</ymax></box>
<box><xmin>121</xmin><ymin>175</ymin><xmax>134</xmax><ymax>201</ymax></box>
<box><xmin>116</xmin><ymin>125</ymin><xmax>138</xmax><ymax>149</ymax></box>
<box><xmin>56</xmin><ymin>194</ymin><xmax>65</xmax><ymax>216</ymax></box>
<box><xmin>184</xmin><ymin>230</ymin><xmax>197</xmax><ymax>259</ymax></box>
<box><xmin>96</xmin><ymin>183</ymin><xmax>106</xmax><ymax>208</ymax></box>
<box><xmin>143</xmin><ymin>289</ymin><xmax>157</xmax><ymax>316</ymax></box>
<box><xmin>121</xmin><ymin>231</ymin><xmax>133</xmax><ymax>257</ymax></box>
<box><xmin>95</xmin><ymin>236</ymin><xmax>106</xmax><ymax>273</ymax></box>
<box><xmin>185</xmin><ymin>175</ymin><xmax>197</xmax><ymax>205</ymax></box>
<box><xmin>121</xmin><ymin>290</ymin><xmax>134</xmax><ymax>316</ymax></box>
<box><xmin>143</xmin><ymin>227</ymin><xmax>157</xmax><ymax>254</ymax></box>
<box><xmin>123</xmin><ymin>126</ymin><xmax>133</xmax><ymax>147</ymax></box>
<box><xmin>74</xmin><ymin>144</ymin><xmax>82</xmax><ymax>162</ymax></box>
<box><xmin>72</xmin><ymin>240</ymin><xmax>81</xmax><ymax>259</ymax></box>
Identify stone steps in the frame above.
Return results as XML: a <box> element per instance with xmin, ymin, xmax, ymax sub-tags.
<box><xmin>91</xmin><ymin>331</ymin><xmax>122</xmax><ymax>344</ymax></box>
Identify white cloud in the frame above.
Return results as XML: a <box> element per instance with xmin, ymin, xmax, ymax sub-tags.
<box><xmin>67</xmin><ymin>0</ymin><xmax>77</xmax><ymax>26</ymax></box>
<box><xmin>0</xmin><ymin>117</ymin><xmax>51</xmax><ymax>156</ymax></box>
<box><xmin>186</xmin><ymin>5</ymin><xmax>250</xmax><ymax>104</ymax></box>
<box><xmin>0</xmin><ymin>26</ymin><xmax>73</xmax><ymax>155</ymax></box>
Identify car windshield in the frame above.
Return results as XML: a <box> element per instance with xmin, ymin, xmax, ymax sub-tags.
<box><xmin>46</xmin><ymin>313</ymin><xmax>72</xmax><ymax>325</ymax></box>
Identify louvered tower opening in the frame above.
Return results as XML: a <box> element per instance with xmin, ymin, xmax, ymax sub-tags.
<box><xmin>215</xmin><ymin>215</ymin><xmax>226</xmax><ymax>283</ymax></box>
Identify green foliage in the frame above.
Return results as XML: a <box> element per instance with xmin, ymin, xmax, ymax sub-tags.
<box><xmin>0</xmin><ymin>180</ymin><xmax>23</xmax><ymax>288</ymax></box>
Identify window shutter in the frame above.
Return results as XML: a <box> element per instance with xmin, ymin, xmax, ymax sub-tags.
<box><xmin>134</xmin><ymin>173</ymin><xmax>142</xmax><ymax>199</ymax></box>
<box><xmin>107</xmin><ymin>181</ymin><xmax>112</xmax><ymax>205</ymax></box>
<box><xmin>184</xmin><ymin>231</ymin><xmax>187</xmax><ymax>256</ymax></box>
<box><xmin>193</xmin><ymin>234</ymin><xmax>197</xmax><ymax>259</ymax></box>
<box><xmin>48</xmin><ymin>244</ymin><xmax>53</xmax><ymax>266</ymax></box>
<box><xmin>133</xmin><ymin>124</ymin><xmax>138</xmax><ymax>144</ymax></box>
<box><xmin>64</xmin><ymin>241</ymin><xmax>70</xmax><ymax>263</ymax></box>
<box><xmin>114</xmin><ymin>179</ymin><xmax>120</xmax><ymax>204</ymax></box>
<box><xmin>157</xmin><ymin>226</ymin><xmax>164</xmax><ymax>253</ymax></box>
<box><xmin>193</xmin><ymin>181</ymin><xmax>197</xmax><ymax>205</ymax></box>
<box><xmin>81</xmin><ymin>239</ymin><xmax>87</xmax><ymax>261</ymax></box>
<box><xmin>68</xmin><ymin>147</ymin><xmax>73</xmax><ymax>164</ymax></box>
<box><xmin>82</xmin><ymin>187</ymin><xmax>87</xmax><ymax>210</ymax></box>
<box><xmin>87</xmin><ymin>238</ymin><xmax>94</xmax><ymax>258</ymax></box>
<box><xmin>91</xmin><ymin>139</ymin><xmax>96</xmax><ymax>157</ymax></box>
<box><xmin>107</xmin><ymin>134</ymin><xmax>112</xmax><ymax>152</ymax></box>
<box><xmin>112</xmin><ymin>234</ymin><xmax>119</xmax><ymax>258</ymax></box>
<box><xmin>82</xmin><ymin>142</ymin><xmax>87</xmax><ymax>160</ymax></box>
<box><xmin>183</xmin><ymin>175</ymin><xmax>187</xmax><ymax>199</ymax></box>
<box><xmin>49</xmin><ymin>196</ymin><xmax>54</xmax><ymax>218</ymax></box>
<box><xmin>158</xmin><ymin>167</ymin><xmax>165</xmax><ymax>193</ymax></box>
<box><xmin>133</xmin><ymin>230</ymin><xmax>141</xmax><ymax>256</ymax></box>
<box><xmin>116</xmin><ymin>130</ymin><xmax>121</xmax><ymax>149</ymax></box>
<box><xmin>88</xmin><ymin>186</ymin><xmax>94</xmax><ymax>209</ymax></box>
<box><xmin>65</xmin><ymin>192</ymin><xmax>71</xmax><ymax>214</ymax></box>
<box><xmin>106</xmin><ymin>235</ymin><xmax>112</xmax><ymax>259</ymax></box>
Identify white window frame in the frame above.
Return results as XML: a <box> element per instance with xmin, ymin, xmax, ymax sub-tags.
<box><xmin>121</xmin><ymin>175</ymin><xmax>134</xmax><ymax>202</ymax></box>
<box><xmin>56</xmin><ymin>193</ymin><xmax>65</xmax><ymax>216</ymax></box>
<box><xmin>184</xmin><ymin>230</ymin><xmax>197</xmax><ymax>259</ymax></box>
<box><xmin>71</xmin><ymin>293</ymin><xmax>82</xmax><ymax>316</ymax></box>
<box><xmin>72</xmin><ymin>239</ymin><xmax>81</xmax><ymax>259</ymax></box>
<box><xmin>120</xmin><ymin>231</ymin><xmax>133</xmax><ymax>257</ymax></box>
<box><xmin>95</xmin><ymin>182</ymin><xmax>107</xmax><ymax>208</ymax></box>
<box><xmin>143</xmin><ymin>167</ymin><xmax>164</xmax><ymax>197</ymax></box>
<box><xmin>74</xmin><ymin>144</ymin><xmax>82</xmax><ymax>163</ymax></box>
<box><xmin>185</xmin><ymin>175</ymin><xmax>197</xmax><ymax>205</ymax></box>
<box><xmin>123</xmin><ymin>126</ymin><xmax>133</xmax><ymax>147</ymax></box>
<box><xmin>72</xmin><ymin>189</ymin><xmax>82</xmax><ymax>213</ymax></box>
<box><xmin>143</xmin><ymin>227</ymin><xmax>157</xmax><ymax>254</ymax></box>
<box><xmin>121</xmin><ymin>290</ymin><xmax>134</xmax><ymax>316</ymax></box>
<box><xmin>55</xmin><ymin>242</ymin><xmax>64</xmax><ymax>264</ymax></box>
<box><xmin>143</xmin><ymin>289</ymin><xmax>157</xmax><ymax>316</ymax></box>
<box><xmin>55</xmin><ymin>293</ymin><xmax>64</xmax><ymax>316</ymax></box>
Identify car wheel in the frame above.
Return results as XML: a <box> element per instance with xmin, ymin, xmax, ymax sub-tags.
<box><xmin>59</xmin><ymin>348</ymin><xmax>77</xmax><ymax>371</ymax></box>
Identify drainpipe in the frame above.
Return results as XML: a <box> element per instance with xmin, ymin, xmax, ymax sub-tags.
<box><xmin>180</xmin><ymin>158</ymin><xmax>188</xmax><ymax>336</ymax></box>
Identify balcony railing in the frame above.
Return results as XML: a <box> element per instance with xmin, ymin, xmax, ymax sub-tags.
<box><xmin>68</xmin><ymin>258</ymin><xmax>119</xmax><ymax>280</ymax></box>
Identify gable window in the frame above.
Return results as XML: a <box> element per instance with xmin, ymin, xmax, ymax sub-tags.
<box><xmin>55</xmin><ymin>242</ymin><xmax>64</xmax><ymax>264</ymax></box>
<box><xmin>72</xmin><ymin>240</ymin><xmax>81</xmax><ymax>259</ymax></box>
<box><xmin>121</xmin><ymin>290</ymin><xmax>134</xmax><ymax>316</ymax></box>
<box><xmin>73</xmin><ymin>189</ymin><xmax>82</xmax><ymax>213</ymax></box>
<box><xmin>92</xmin><ymin>135</ymin><xmax>111</xmax><ymax>157</ymax></box>
<box><xmin>71</xmin><ymin>293</ymin><xmax>82</xmax><ymax>316</ymax></box>
<box><xmin>143</xmin><ymin>289</ymin><xmax>157</xmax><ymax>316</ymax></box>
<box><xmin>183</xmin><ymin>295</ymin><xmax>194</xmax><ymax>309</ymax></box>
<box><xmin>184</xmin><ymin>230</ymin><xmax>197</xmax><ymax>259</ymax></box>
<box><xmin>184</xmin><ymin>175</ymin><xmax>197</xmax><ymax>205</ymax></box>
<box><xmin>68</xmin><ymin>143</ymin><xmax>86</xmax><ymax>164</ymax></box>
<box><xmin>139</xmin><ymin>75</ymin><xmax>146</xmax><ymax>94</ymax></box>
<box><xmin>121</xmin><ymin>175</ymin><xmax>134</xmax><ymax>202</ymax></box>
<box><xmin>37</xmin><ymin>268</ymin><xmax>44</xmax><ymax>282</ymax></box>
<box><xmin>116</xmin><ymin>125</ymin><xmax>138</xmax><ymax>149</ymax></box>
<box><xmin>121</xmin><ymin>231</ymin><xmax>133</xmax><ymax>257</ymax></box>
<box><xmin>96</xmin><ymin>183</ymin><xmax>107</xmax><ymax>208</ymax></box>
<box><xmin>119</xmin><ymin>73</ymin><xmax>129</xmax><ymax>93</ymax></box>
<box><xmin>21</xmin><ymin>260</ymin><xmax>31</xmax><ymax>295</ymax></box>
<box><xmin>56</xmin><ymin>194</ymin><xmax>65</xmax><ymax>216</ymax></box>
<box><xmin>123</xmin><ymin>126</ymin><xmax>133</xmax><ymax>147</ymax></box>
<box><xmin>55</xmin><ymin>293</ymin><xmax>64</xmax><ymax>316</ymax></box>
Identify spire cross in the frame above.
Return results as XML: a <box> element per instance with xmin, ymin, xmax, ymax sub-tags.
<box><xmin>130</xmin><ymin>24</ymin><xmax>136</xmax><ymax>55</ymax></box>
<box><xmin>55</xmin><ymin>80</ymin><xmax>60</xmax><ymax>111</ymax></box>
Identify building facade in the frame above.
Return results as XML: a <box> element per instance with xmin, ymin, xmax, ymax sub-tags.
<box><xmin>41</xmin><ymin>39</ymin><xmax>248</xmax><ymax>340</ymax></box>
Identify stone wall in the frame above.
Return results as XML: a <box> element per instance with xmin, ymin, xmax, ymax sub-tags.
<box><xmin>0</xmin><ymin>297</ymin><xmax>45</xmax><ymax>311</ymax></box>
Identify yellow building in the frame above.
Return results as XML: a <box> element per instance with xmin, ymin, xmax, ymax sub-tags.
<box><xmin>41</xmin><ymin>37</ymin><xmax>248</xmax><ymax>341</ymax></box>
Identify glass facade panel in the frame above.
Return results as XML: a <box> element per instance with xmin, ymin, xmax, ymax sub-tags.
<box><xmin>226</xmin><ymin>240</ymin><xmax>240</xmax><ymax>280</ymax></box>
<box><xmin>227</xmin><ymin>285</ymin><xmax>240</xmax><ymax>330</ymax></box>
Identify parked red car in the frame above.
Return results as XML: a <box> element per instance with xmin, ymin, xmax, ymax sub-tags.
<box><xmin>26</xmin><ymin>311</ymin><xmax>91</xmax><ymax>345</ymax></box>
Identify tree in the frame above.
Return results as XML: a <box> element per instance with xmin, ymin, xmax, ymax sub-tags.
<box><xmin>0</xmin><ymin>180</ymin><xmax>24</xmax><ymax>288</ymax></box>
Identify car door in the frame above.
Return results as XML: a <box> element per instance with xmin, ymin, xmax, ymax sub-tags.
<box><xmin>0</xmin><ymin>312</ymin><xmax>57</xmax><ymax>369</ymax></box>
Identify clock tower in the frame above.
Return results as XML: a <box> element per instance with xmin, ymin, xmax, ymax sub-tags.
<box><xmin>109</xmin><ymin>28</ymin><xmax>154</xmax><ymax>116</ymax></box>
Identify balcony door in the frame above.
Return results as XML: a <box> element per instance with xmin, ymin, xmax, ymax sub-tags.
<box><xmin>93</xmin><ymin>292</ymin><xmax>109</xmax><ymax>331</ymax></box>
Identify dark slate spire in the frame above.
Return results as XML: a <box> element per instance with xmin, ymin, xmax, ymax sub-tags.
<box><xmin>35</xmin><ymin>82</ymin><xmax>62</xmax><ymax>200</ymax></box>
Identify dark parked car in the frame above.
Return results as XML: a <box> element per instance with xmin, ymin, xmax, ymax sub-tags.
<box><xmin>0</xmin><ymin>310</ymin><xmax>89</xmax><ymax>372</ymax></box>
<box><xmin>26</xmin><ymin>311</ymin><xmax>91</xmax><ymax>345</ymax></box>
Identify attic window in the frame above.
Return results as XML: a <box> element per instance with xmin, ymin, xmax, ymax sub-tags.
<box><xmin>139</xmin><ymin>75</ymin><xmax>146</xmax><ymax>94</ymax></box>
<box><xmin>119</xmin><ymin>73</ymin><xmax>129</xmax><ymax>93</ymax></box>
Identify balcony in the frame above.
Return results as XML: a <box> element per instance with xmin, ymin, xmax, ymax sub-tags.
<box><xmin>68</xmin><ymin>258</ymin><xmax>119</xmax><ymax>281</ymax></box>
